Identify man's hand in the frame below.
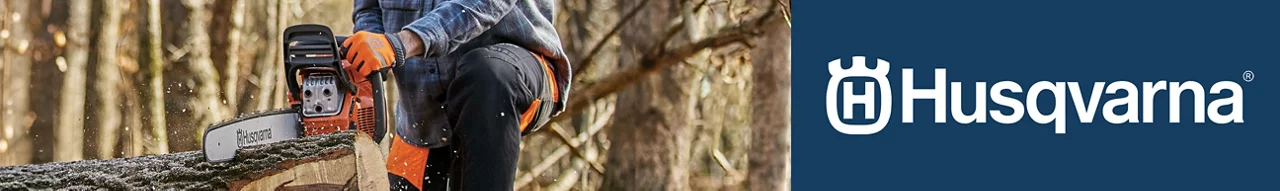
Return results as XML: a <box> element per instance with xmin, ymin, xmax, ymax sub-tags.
<box><xmin>343</xmin><ymin>31</ymin><xmax>407</xmax><ymax>77</ymax></box>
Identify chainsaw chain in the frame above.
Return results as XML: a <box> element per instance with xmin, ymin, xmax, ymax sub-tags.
<box><xmin>206</xmin><ymin>107</ymin><xmax>300</xmax><ymax>131</ymax></box>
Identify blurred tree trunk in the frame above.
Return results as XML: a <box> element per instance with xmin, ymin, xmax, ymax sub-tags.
<box><xmin>747</xmin><ymin>2</ymin><xmax>792</xmax><ymax>190</ymax></box>
<box><xmin>212</xmin><ymin>0</ymin><xmax>243</xmax><ymax>113</ymax></box>
<box><xmin>252</xmin><ymin>0</ymin><xmax>282</xmax><ymax>111</ymax></box>
<box><xmin>55</xmin><ymin>0</ymin><xmax>93</xmax><ymax>162</ymax></box>
<box><xmin>269</xmin><ymin>1</ymin><xmax>289</xmax><ymax>108</ymax></box>
<box><xmin>95</xmin><ymin>0</ymin><xmax>125</xmax><ymax>159</ymax></box>
<box><xmin>602</xmin><ymin>0</ymin><xmax>695</xmax><ymax>190</ymax></box>
<box><xmin>183</xmin><ymin>0</ymin><xmax>227</xmax><ymax>143</ymax></box>
<box><xmin>141</xmin><ymin>0</ymin><xmax>168</xmax><ymax>154</ymax></box>
<box><xmin>123</xmin><ymin>81</ymin><xmax>146</xmax><ymax>157</ymax></box>
<box><xmin>0</xmin><ymin>0</ymin><xmax>36</xmax><ymax>166</ymax></box>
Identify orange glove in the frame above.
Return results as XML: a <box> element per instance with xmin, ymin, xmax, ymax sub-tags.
<box><xmin>343</xmin><ymin>31</ymin><xmax>406</xmax><ymax>78</ymax></box>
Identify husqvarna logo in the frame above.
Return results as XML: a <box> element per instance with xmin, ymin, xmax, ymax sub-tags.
<box><xmin>827</xmin><ymin>56</ymin><xmax>1246</xmax><ymax>135</ymax></box>
<box><xmin>826</xmin><ymin>56</ymin><xmax>892</xmax><ymax>135</ymax></box>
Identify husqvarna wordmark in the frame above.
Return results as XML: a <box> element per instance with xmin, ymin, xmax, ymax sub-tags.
<box><xmin>827</xmin><ymin>56</ymin><xmax>1245</xmax><ymax>135</ymax></box>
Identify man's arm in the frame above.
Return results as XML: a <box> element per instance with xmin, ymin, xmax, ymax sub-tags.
<box><xmin>396</xmin><ymin>31</ymin><xmax>425</xmax><ymax>56</ymax></box>
<box><xmin>398</xmin><ymin>0</ymin><xmax>520</xmax><ymax>58</ymax></box>
<box><xmin>352</xmin><ymin>0</ymin><xmax>385</xmax><ymax>33</ymax></box>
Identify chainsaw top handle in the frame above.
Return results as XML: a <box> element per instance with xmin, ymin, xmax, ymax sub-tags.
<box><xmin>283</xmin><ymin>24</ymin><xmax>358</xmax><ymax>100</ymax></box>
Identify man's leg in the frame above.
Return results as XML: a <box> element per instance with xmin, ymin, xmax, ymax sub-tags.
<box><xmin>445</xmin><ymin>43</ymin><xmax>549</xmax><ymax>190</ymax></box>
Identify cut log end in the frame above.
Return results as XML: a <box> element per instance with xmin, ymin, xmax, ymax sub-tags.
<box><xmin>0</xmin><ymin>130</ymin><xmax>388</xmax><ymax>190</ymax></box>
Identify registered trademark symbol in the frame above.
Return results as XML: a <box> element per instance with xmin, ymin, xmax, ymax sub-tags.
<box><xmin>1242</xmin><ymin>70</ymin><xmax>1254</xmax><ymax>82</ymax></box>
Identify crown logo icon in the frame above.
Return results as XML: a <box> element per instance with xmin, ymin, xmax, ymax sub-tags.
<box><xmin>826</xmin><ymin>56</ymin><xmax>893</xmax><ymax>135</ymax></box>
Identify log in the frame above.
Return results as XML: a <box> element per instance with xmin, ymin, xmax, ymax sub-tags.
<box><xmin>0</xmin><ymin>131</ymin><xmax>388</xmax><ymax>190</ymax></box>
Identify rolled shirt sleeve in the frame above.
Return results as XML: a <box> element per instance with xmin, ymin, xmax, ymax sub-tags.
<box><xmin>402</xmin><ymin>0</ymin><xmax>519</xmax><ymax>57</ymax></box>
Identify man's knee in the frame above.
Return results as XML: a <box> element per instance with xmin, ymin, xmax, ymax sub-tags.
<box><xmin>456</xmin><ymin>45</ymin><xmax>520</xmax><ymax>83</ymax></box>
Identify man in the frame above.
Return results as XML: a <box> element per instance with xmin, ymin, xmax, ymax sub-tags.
<box><xmin>343</xmin><ymin>0</ymin><xmax>570</xmax><ymax>190</ymax></box>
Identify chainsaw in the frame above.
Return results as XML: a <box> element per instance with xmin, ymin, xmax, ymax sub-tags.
<box><xmin>203</xmin><ymin>24</ymin><xmax>389</xmax><ymax>162</ymax></box>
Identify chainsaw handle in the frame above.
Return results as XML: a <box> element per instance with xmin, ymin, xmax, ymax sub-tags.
<box><xmin>334</xmin><ymin>35</ymin><xmax>392</xmax><ymax>81</ymax></box>
<box><xmin>335</xmin><ymin>36</ymin><xmax>347</xmax><ymax>54</ymax></box>
<box><xmin>368</xmin><ymin>71</ymin><xmax>389</xmax><ymax>142</ymax></box>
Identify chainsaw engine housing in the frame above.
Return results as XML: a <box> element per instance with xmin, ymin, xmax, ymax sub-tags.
<box><xmin>282</xmin><ymin>24</ymin><xmax>388</xmax><ymax>143</ymax></box>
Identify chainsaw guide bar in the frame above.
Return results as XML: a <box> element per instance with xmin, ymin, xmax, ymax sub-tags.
<box><xmin>202</xmin><ymin>108</ymin><xmax>303</xmax><ymax>162</ymax></box>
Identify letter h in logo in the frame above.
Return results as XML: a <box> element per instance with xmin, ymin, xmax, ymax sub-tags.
<box><xmin>826</xmin><ymin>56</ymin><xmax>892</xmax><ymax>135</ymax></box>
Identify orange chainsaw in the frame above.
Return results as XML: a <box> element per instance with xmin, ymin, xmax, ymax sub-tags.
<box><xmin>202</xmin><ymin>24</ymin><xmax>388</xmax><ymax>162</ymax></box>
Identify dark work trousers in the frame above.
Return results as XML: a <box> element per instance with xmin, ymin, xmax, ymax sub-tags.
<box><xmin>390</xmin><ymin>43</ymin><xmax>557</xmax><ymax>191</ymax></box>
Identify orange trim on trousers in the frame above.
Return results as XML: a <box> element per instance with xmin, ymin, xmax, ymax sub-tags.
<box><xmin>387</xmin><ymin>135</ymin><xmax>430</xmax><ymax>190</ymax></box>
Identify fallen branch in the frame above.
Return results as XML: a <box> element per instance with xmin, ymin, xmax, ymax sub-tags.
<box><xmin>545</xmin><ymin>150</ymin><xmax>591</xmax><ymax>191</ymax></box>
<box><xmin>0</xmin><ymin>131</ymin><xmax>388</xmax><ymax>190</ymax></box>
<box><xmin>515</xmin><ymin>103</ymin><xmax>612</xmax><ymax>189</ymax></box>
<box><xmin>547</xmin><ymin>101</ymin><xmax>614</xmax><ymax>174</ymax></box>
<box><xmin>712</xmin><ymin>149</ymin><xmax>742</xmax><ymax>178</ymax></box>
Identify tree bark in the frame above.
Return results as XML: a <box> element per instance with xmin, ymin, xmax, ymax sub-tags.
<box><xmin>602</xmin><ymin>0</ymin><xmax>697</xmax><ymax>190</ymax></box>
<box><xmin>182</xmin><ymin>0</ymin><xmax>227</xmax><ymax>144</ymax></box>
<box><xmin>0</xmin><ymin>131</ymin><xmax>389</xmax><ymax>190</ymax></box>
<box><xmin>94</xmin><ymin>0</ymin><xmax>125</xmax><ymax>160</ymax></box>
<box><xmin>1</xmin><ymin>0</ymin><xmax>36</xmax><ymax>166</ymax></box>
<box><xmin>141</xmin><ymin>0</ymin><xmax>169</xmax><ymax>154</ymax></box>
<box><xmin>54</xmin><ymin>0</ymin><xmax>93</xmax><ymax>162</ymax></box>
<box><xmin>747</xmin><ymin>2</ymin><xmax>792</xmax><ymax>190</ymax></box>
